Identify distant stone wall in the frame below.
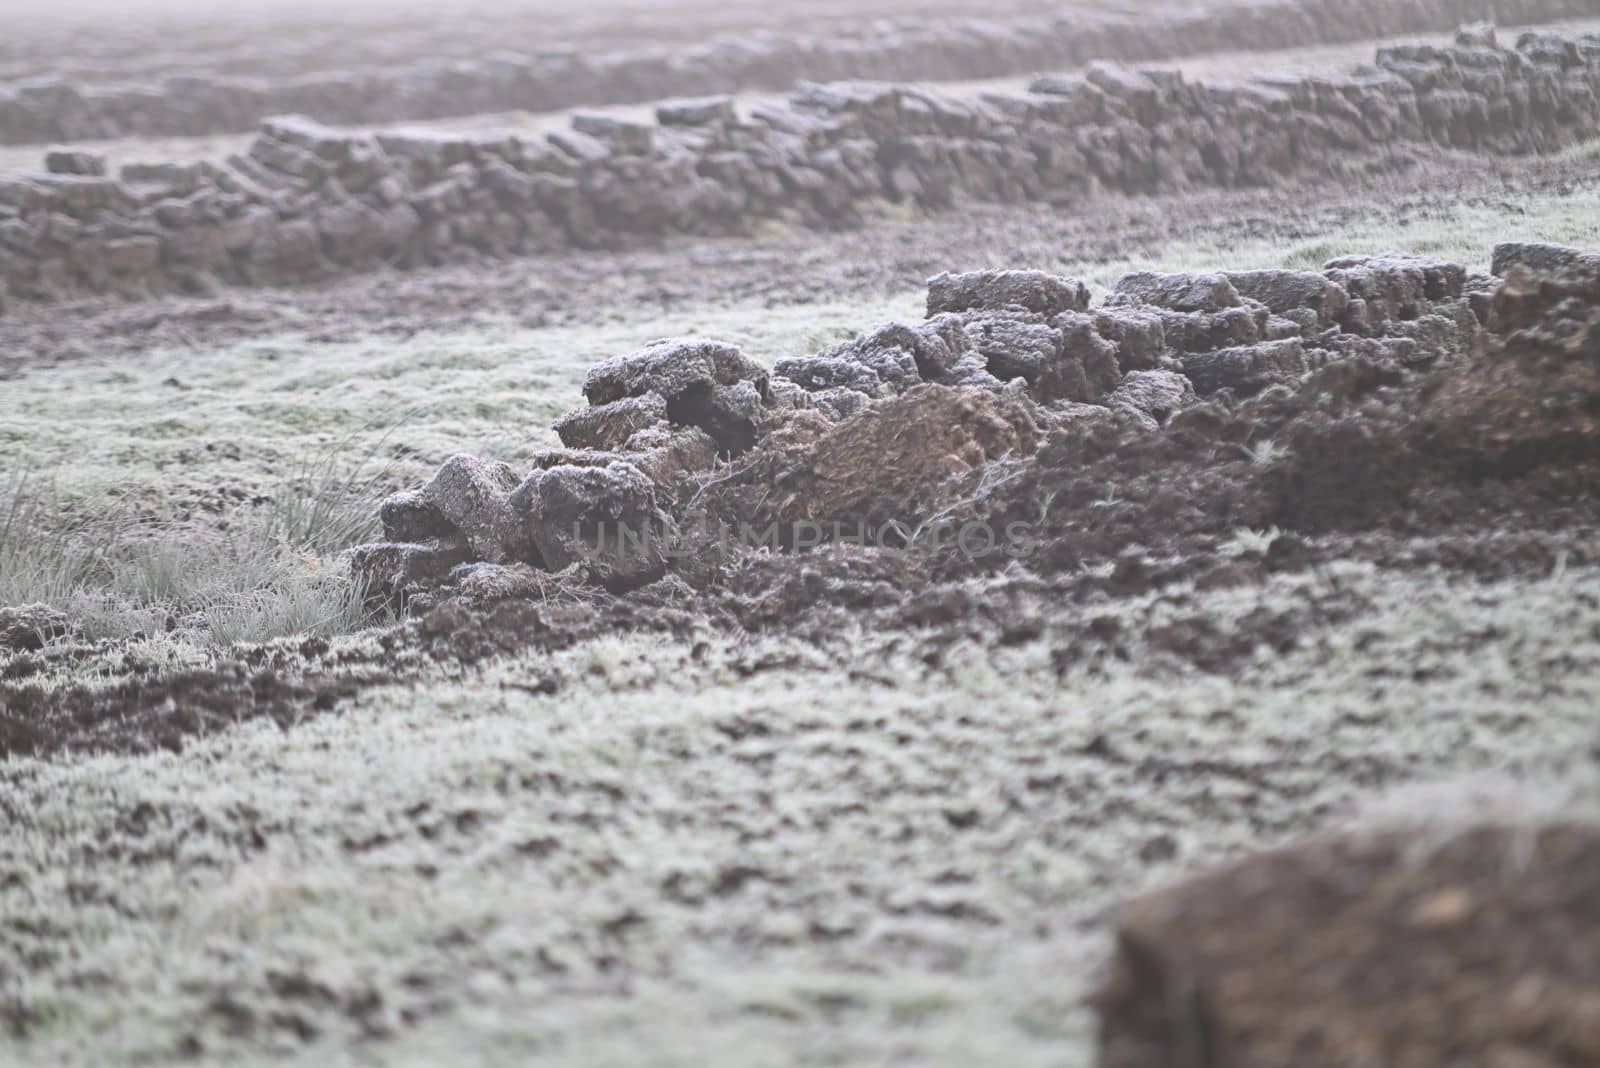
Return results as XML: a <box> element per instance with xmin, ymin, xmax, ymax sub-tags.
<box><xmin>1</xmin><ymin>26</ymin><xmax>1598</xmax><ymax>315</ymax></box>
<box><xmin>0</xmin><ymin>0</ymin><xmax>1595</xmax><ymax>146</ymax></box>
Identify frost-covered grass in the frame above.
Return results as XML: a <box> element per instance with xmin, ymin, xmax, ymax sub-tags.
<box><xmin>3</xmin><ymin>563</ymin><xmax>1598</xmax><ymax>1067</ymax></box>
<box><xmin>0</xmin><ymin>442</ymin><xmax>391</xmax><ymax>648</ymax></box>
<box><xmin>11</xmin><ymin>183</ymin><xmax>1600</xmax><ymax>511</ymax></box>
<box><xmin>7</xmin><ymin>180</ymin><xmax>1600</xmax><ymax>650</ymax></box>
<box><xmin>1016</xmin><ymin>182</ymin><xmax>1600</xmax><ymax>290</ymax></box>
<box><xmin>0</xmin><ymin>293</ymin><xmax>923</xmax><ymax>650</ymax></box>
<box><xmin>3</xmin><ymin>167</ymin><xmax>1600</xmax><ymax>1063</ymax></box>
<box><xmin>0</xmin><ymin>296</ymin><xmax>920</xmax><ymax>511</ymax></box>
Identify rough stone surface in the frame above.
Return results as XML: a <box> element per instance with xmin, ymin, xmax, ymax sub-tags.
<box><xmin>618</xmin><ymin>425</ymin><xmax>720</xmax><ymax>486</ymax></box>
<box><xmin>43</xmin><ymin>149</ymin><xmax>106</xmax><ymax>176</ymax></box>
<box><xmin>581</xmin><ymin>338</ymin><xmax>773</xmax><ymax>453</ymax></box>
<box><xmin>444</xmin><ymin>562</ymin><xmax>550</xmax><ymax>605</ymax></box>
<box><xmin>1150</xmin><ymin>303</ymin><xmax>1268</xmax><ymax>354</ymax></box>
<box><xmin>1427</xmin><ymin>262</ymin><xmax>1600</xmax><ymax>471</ymax></box>
<box><xmin>421</xmin><ymin>454</ymin><xmax>524</xmax><ymax>563</ymax></box>
<box><xmin>349</xmin><ymin>539</ymin><xmax>475</xmax><ymax>600</ymax></box>
<box><xmin>961</xmin><ymin>313</ymin><xmax>1067</xmax><ymax>389</ymax></box>
<box><xmin>378</xmin><ymin>489</ymin><xmax>458</xmax><ymax>544</ymax></box>
<box><xmin>510</xmin><ymin>461</ymin><xmax>664</xmax><ymax>584</ymax></box>
<box><xmin>554</xmin><ymin>393</ymin><xmax>669</xmax><ymax>451</ymax></box>
<box><xmin>1097</xmin><ymin>810</ymin><xmax>1600</xmax><ymax>1068</ymax></box>
<box><xmin>345</xmin><ymin>254</ymin><xmax>1596</xmax><ymax>608</ymax></box>
<box><xmin>1225</xmin><ymin>269</ymin><xmax>1350</xmax><ymax>327</ymax></box>
<box><xmin>1</xmin><ymin>0</ymin><xmax>1594</xmax><ymax>152</ymax></box>
<box><xmin>582</xmin><ymin>339</ymin><xmax>749</xmax><ymax>405</ymax></box>
<box><xmin>1103</xmin><ymin>370</ymin><xmax>1196</xmax><ymax>431</ymax></box>
<box><xmin>791</xmin><ymin>384</ymin><xmax>1042</xmax><ymax>527</ymax></box>
<box><xmin>777</xmin><ymin>323</ymin><xmax>928</xmax><ymax>399</ymax></box>
<box><xmin>6</xmin><ymin>29</ymin><xmax>1600</xmax><ymax>312</ymax></box>
<box><xmin>1491</xmin><ymin>240</ymin><xmax>1600</xmax><ymax>278</ymax></box>
<box><xmin>1181</xmin><ymin>339</ymin><xmax>1308</xmax><ymax>395</ymax></box>
<box><xmin>1110</xmin><ymin>271</ymin><xmax>1241</xmax><ymax>313</ymax></box>
<box><xmin>1325</xmin><ymin>253</ymin><xmax>1467</xmax><ymax>333</ymax></box>
<box><xmin>926</xmin><ymin>269</ymin><xmax>1092</xmax><ymax>318</ymax></box>
<box><xmin>1093</xmin><ymin>308</ymin><xmax>1171</xmax><ymax>372</ymax></box>
<box><xmin>656</xmin><ymin>96</ymin><xmax>737</xmax><ymax>128</ymax></box>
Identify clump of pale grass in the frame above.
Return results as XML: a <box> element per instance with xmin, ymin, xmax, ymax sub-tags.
<box><xmin>262</xmin><ymin>438</ymin><xmax>390</xmax><ymax>556</ymax></box>
<box><xmin>0</xmin><ymin>436</ymin><xmax>397</xmax><ymax>649</ymax></box>
<box><xmin>1220</xmin><ymin>527</ymin><xmax>1282</xmax><ymax>558</ymax></box>
<box><xmin>0</xmin><ymin>473</ymin><xmax>116</xmax><ymax>608</ymax></box>
<box><xmin>204</xmin><ymin>568</ymin><xmax>380</xmax><ymax>648</ymax></box>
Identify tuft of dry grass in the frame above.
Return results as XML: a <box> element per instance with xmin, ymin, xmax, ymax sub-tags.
<box><xmin>0</xmin><ymin>439</ymin><xmax>395</xmax><ymax>649</ymax></box>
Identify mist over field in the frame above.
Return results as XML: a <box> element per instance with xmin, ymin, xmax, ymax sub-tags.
<box><xmin>3</xmin><ymin>1</ymin><xmax>1600</xmax><ymax>1065</ymax></box>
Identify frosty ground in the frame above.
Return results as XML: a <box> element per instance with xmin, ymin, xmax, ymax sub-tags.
<box><xmin>4</xmin><ymin>17</ymin><xmax>1600</xmax><ymax>1068</ymax></box>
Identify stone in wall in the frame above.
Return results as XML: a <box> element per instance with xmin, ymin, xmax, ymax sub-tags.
<box><xmin>6</xmin><ymin>29</ymin><xmax>1600</xmax><ymax>312</ymax></box>
<box><xmin>1491</xmin><ymin>240</ymin><xmax>1600</xmax><ymax>276</ymax></box>
<box><xmin>581</xmin><ymin>338</ymin><xmax>775</xmax><ymax>454</ymax></box>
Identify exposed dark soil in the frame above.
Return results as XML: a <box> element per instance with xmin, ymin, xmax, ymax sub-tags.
<box><xmin>0</xmin><ymin>595</ymin><xmax>634</xmax><ymax>758</ymax></box>
<box><xmin>7</xmin><ymin>528</ymin><xmax>1592</xmax><ymax>761</ymax></box>
<box><xmin>0</xmin><ymin>656</ymin><xmax>383</xmax><ymax>758</ymax></box>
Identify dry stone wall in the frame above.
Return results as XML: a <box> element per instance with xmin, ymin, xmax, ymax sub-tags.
<box><xmin>2</xmin><ymin>26</ymin><xmax>1599</xmax><ymax>314</ymax></box>
<box><xmin>348</xmin><ymin>238</ymin><xmax>1536</xmax><ymax>598</ymax></box>
<box><xmin>1</xmin><ymin>0</ymin><xmax>1597</xmax><ymax>146</ymax></box>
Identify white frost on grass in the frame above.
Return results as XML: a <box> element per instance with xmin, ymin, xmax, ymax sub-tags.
<box><xmin>1045</xmin><ymin>184</ymin><xmax>1600</xmax><ymax>291</ymax></box>
<box><xmin>0</xmin><ymin>295</ymin><xmax>919</xmax><ymax>647</ymax></box>
<box><xmin>0</xmin><ymin>295</ymin><xmax>922</xmax><ymax>508</ymax></box>
<box><xmin>4</xmin><ymin>564</ymin><xmax>1598</xmax><ymax>1066</ymax></box>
